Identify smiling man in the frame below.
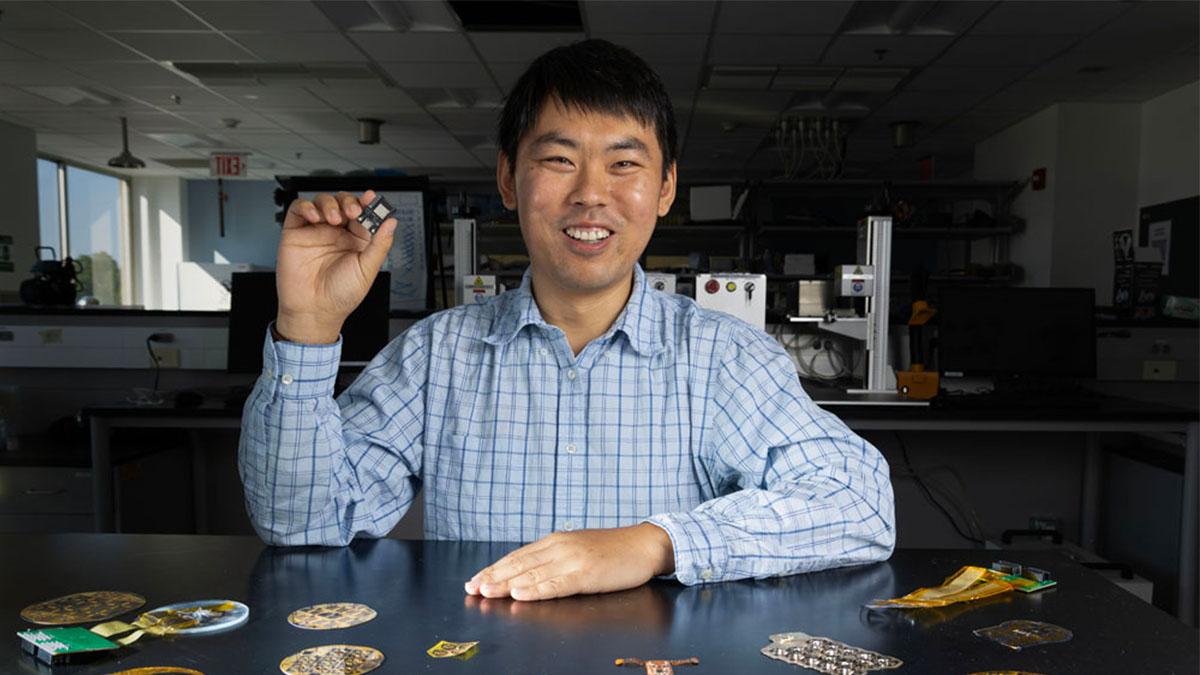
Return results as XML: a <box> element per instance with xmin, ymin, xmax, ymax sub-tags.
<box><xmin>239</xmin><ymin>39</ymin><xmax>894</xmax><ymax>602</ymax></box>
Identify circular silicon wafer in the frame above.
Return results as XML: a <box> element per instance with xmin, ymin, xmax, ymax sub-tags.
<box><xmin>279</xmin><ymin>645</ymin><xmax>384</xmax><ymax>675</ymax></box>
<box><xmin>287</xmin><ymin>602</ymin><xmax>377</xmax><ymax>630</ymax></box>
<box><xmin>20</xmin><ymin>591</ymin><xmax>145</xmax><ymax>625</ymax></box>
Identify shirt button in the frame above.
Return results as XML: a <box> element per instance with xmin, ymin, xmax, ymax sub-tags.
<box><xmin>562</xmin><ymin>521</ymin><xmax>575</xmax><ymax>531</ymax></box>
<box><xmin>565</xmin><ymin>369</ymin><xmax>576</xmax><ymax>380</ymax></box>
<box><xmin>280</xmin><ymin>373</ymin><xmax>294</xmax><ymax>385</ymax></box>
<box><xmin>539</xmin><ymin>347</ymin><xmax>549</xmax><ymax>356</ymax></box>
<box><xmin>565</xmin><ymin>443</ymin><xmax>576</xmax><ymax>454</ymax></box>
<box><xmin>700</xmin><ymin>568</ymin><xmax>714</xmax><ymax>581</ymax></box>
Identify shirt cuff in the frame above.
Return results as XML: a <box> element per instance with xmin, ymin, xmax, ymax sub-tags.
<box><xmin>261</xmin><ymin>324</ymin><xmax>342</xmax><ymax>399</ymax></box>
<box><xmin>643</xmin><ymin>511</ymin><xmax>730</xmax><ymax>585</ymax></box>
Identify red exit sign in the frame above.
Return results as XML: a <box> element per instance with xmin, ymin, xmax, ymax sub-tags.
<box><xmin>210</xmin><ymin>153</ymin><xmax>249</xmax><ymax>177</ymax></box>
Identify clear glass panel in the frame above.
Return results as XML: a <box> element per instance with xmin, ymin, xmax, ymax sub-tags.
<box><xmin>66</xmin><ymin>166</ymin><xmax>123</xmax><ymax>305</ymax></box>
<box><xmin>36</xmin><ymin>158</ymin><xmax>60</xmax><ymax>256</ymax></box>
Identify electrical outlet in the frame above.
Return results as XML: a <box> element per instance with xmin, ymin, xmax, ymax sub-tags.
<box><xmin>38</xmin><ymin>328</ymin><xmax>63</xmax><ymax>344</ymax></box>
<box><xmin>152</xmin><ymin>348</ymin><xmax>181</xmax><ymax>368</ymax></box>
<box><xmin>1142</xmin><ymin>360</ymin><xmax>1177</xmax><ymax>381</ymax></box>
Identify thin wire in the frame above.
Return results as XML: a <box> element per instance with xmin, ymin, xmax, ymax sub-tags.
<box><xmin>894</xmin><ymin>431</ymin><xmax>986</xmax><ymax>546</ymax></box>
<box><xmin>145</xmin><ymin>336</ymin><xmax>161</xmax><ymax>392</ymax></box>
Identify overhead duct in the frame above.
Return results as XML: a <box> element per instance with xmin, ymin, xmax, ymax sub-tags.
<box><xmin>359</xmin><ymin>118</ymin><xmax>383</xmax><ymax>144</ymax></box>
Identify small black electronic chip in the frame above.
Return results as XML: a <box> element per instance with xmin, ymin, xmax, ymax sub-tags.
<box><xmin>357</xmin><ymin>194</ymin><xmax>395</xmax><ymax>235</ymax></box>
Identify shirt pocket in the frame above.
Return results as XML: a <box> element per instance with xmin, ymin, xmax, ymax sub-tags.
<box><xmin>426</xmin><ymin>431</ymin><xmax>486</xmax><ymax>539</ymax></box>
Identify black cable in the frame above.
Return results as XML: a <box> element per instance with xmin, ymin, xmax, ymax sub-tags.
<box><xmin>894</xmin><ymin>431</ymin><xmax>986</xmax><ymax>546</ymax></box>
<box><xmin>146</xmin><ymin>336</ymin><xmax>161</xmax><ymax>392</ymax></box>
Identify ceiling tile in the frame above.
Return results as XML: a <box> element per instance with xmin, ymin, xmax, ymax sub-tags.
<box><xmin>178</xmin><ymin>110</ymin><xmax>278</xmax><ymax>131</ymax></box>
<box><xmin>716</xmin><ymin>1</ymin><xmax>851</xmax><ymax>34</ymax></box>
<box><xmin>1089</xmin><ymin>1</ymin><xmax>1199</xmax><ymax>40</ymax></box>
<box><xmin>270</xmin><ymin>110</ymin><xmax>354</xmax><ymax>133</ymax></box>
<box><xmin>306</xmin><ymin>84</ymin><xmax>422</xmax><ymax>112</ymax></box>
<box><xmin>211</xmin><ymin>85</ymin><xmax>333</xmax><ymax>109</ymax></box>
<box><xmin>380</xmin><ymin>61</ymin><xmax>494</xmax><ymax>88</ymax></box>
<box><xmin>969</xmin><ymin>1</ymin><xmax>1126</xmax><ymax>36</ymax></box>
<box><xmin>903</xmin><ymin>66</ymin><xmax>1024</xmax><ymax>93</ymax></box>
<box><xmin>0</xmin><ymin>2</ymin><xmax>70</xmax><ymax>29</ymax></box>
<box><xmin>181</xmin><ymin>1</ymin><xmax>336</xmax><ymax>31</ymax></box>
<box><xmin>650</xmin><ymin>63</ymin><xmax>702</xmax><ymax>89</ymax></box>
<box><xmin>385</xmin><ymin>130</ymin><xmax>463</xmax><ymax>150</ymax></box>
<box><xmin>403</xmin><ymin>148</ymin><xmax>483</xmax><ymax>167</ymax></box>
<box><xmin>0</xmin><ymin>60</ymin><xmax>90</xmax><ymax>85</ymax></box>
<box><xmin>872</xmin><ymin>91</ymin><xmax>989</xmax><ymax>121</ymax></box>
<box><xmin>70</xmin><ymin>62</ymin><xmax>198</xmax><ymax>87</ymax></box>
<box><xmin>470</xmin><ymin>32</ymin><xmax>584</xmax><ymax>64</ymax></box>
<box><xmin>429</xmin><ymin>108</ymin><xmax>499</xmax><ymax>133</ymax></box>
<box><xmin>0</xmin><ymin>30</ymin><xmax>138</xmax><ymax>60</ymax></box>
<box><xmin>709</xmin><ymin>35</ymin><xmax>827</xmax><ymax>65</ymax></box>
<box><xmin>350</xmin><ymin>32</ymin><xmax>478</xmax><ymax>62</ymax></box>
<box><xmin>602</xmin><ymin>34</ymin><xmax>707</xmax><ymax>65</ymax></box>
<box><xmin>822</xmin><ymin>36</ymin><xmax>955</xmax><ymax>67</ymax></box>
<box><xmin>1024</xmin><ymin>52</ymin><xmax>1150</xmax><ymax>85</ymax></box>
<box><xmin>0</xmin><ymin>39</ymin><xmax>39</xmax><ymax>60</ymax></box>
<box><xmin>231</xmin><ymin>32</ymin><xmax>364</xmax><ymax>62</ymax></box>
<box><xmin>938</xmin><ymin>35</ymin><xmax>1076</xmax><ymax>67</ymax></box>
<box><xmin>693</xmin><ymin>90</ymin><xmax>792</xmax><ymax>123</ymax></box>
<box><xmin>584</xmin><ymin>1</ymin><xmax>716</xmax><ymax>34</ymax></box>
<box><xmin>119</xmin><ymin>85</ymin><xmax>240</xmax><ymax>110</ymax></box>
<box><xmin>112</xmin><ymin>32</ymin><xmax>256</xmax><ymax>61</ymax></box>
<box><xmin>1134</xmin><ymin>54</ymin><xmax>1200</xmax><ymax>86</ymax></box>
<box><xmin>55</xmin><ymin>1</ymin><xmax>207</xmax><ymax>30</ymax></box>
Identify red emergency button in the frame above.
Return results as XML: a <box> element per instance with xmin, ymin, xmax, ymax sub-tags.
<box><xmin>704</xmin><ymin>279</ymin><xmax>720</xmax><ymax>294</ymax></box>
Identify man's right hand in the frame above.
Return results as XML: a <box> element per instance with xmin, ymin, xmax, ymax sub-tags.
<box><xmin>274</xmin><ymin>190</ymin><xmax>396</xmax><ymax>344</ymax></box>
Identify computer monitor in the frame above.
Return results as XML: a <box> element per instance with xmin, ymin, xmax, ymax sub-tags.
<box><xmin>227</xmin><ymin>271</ymin><xmax>391</xmax><ymax>373</ymax></box>
<box><xmin>937</xmin><ymin>287</ymin><xmax>1096</xmax><ymax>378</ymax></box>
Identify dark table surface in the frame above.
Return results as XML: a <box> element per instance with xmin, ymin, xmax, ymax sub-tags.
<box><xmin>1</xmin><ymin>535</ymin><xmax>1196</xmax><ymax>674</ymax></box>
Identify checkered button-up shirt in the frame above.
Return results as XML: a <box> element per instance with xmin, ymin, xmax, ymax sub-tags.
<box><xmin>239</xmin><ymin>265</ymin><xmax>894</xmax><ymax>584</ymax></box>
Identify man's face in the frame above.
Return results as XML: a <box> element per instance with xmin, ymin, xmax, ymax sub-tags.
<box><xmin>498</xmin><ymin>100</ymin><xmax>676</xmax><ymax>296</ymax></box>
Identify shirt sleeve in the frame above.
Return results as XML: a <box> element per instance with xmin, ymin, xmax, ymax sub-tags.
<box><xmin>644</xmin><ymin>326</ymin><xmax>895</xmax><ymax>585</ymax></box>
<box><xmin>237</xmin><ymin>322</ymin><xmax>428</xmax><ymax>546</ymax></box>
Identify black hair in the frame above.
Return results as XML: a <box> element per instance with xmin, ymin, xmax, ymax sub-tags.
<box><xmin>498</xmin><ymin>38</ymin><xmax>677</xmax><ymax>179</ymax></box>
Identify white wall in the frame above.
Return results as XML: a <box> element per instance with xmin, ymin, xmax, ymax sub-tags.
<box><xmin>1053</xmin><ymin>103</ymin><xmax>1141</xmax><ymax>301</ymax></box>
<box><xmin>0</xmin><ymin>120</ymin><xmax>38</xmax><ymax>300</ymax></box>
<box><xmin>974</xmin><ymin>105</ymin><xmax>1060</xmax><ymax>287</ymax></box>
<box><xmin>975</xmin><ymin>81</ymin><xmax>1199</xmax><ymax>298</ymax></box>
<box><xmin>1138</xmin><ymin>81</ymin><xmax>1200</xmax><ymax>208</ymax></box>
<box><xmin>131</xmin><ymin>177</ymin><xmax>186</xmax><ymax>310</ymax></box>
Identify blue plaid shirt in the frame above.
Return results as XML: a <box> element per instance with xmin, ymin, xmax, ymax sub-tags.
<box><xmin>239</xmin><ymin>265</ymin><xmax>894</xmax><ymax>585</ymax></box>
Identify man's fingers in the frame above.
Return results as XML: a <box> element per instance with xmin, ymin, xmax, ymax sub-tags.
<box><xmin>509</xmin><ymin>569</ymin><xmax>580</xmax><ymax>602</ymax></box>
<box><xmin>286</xmin><ymin>199</ymin><xmax>321</xmax><ymax>227</ymax></box>
<box><xmin>335</xmin><ymin>191</ymin><xmax>362</xmax><ymax>219</ymax></box>
<box><xmin>466</xmin><ymin>541</ymin><xmax>559</xmax><ymax>595</ymax></box>
<box><xmin>312</xmin><ymin>193</ymin><xmax>343</xmax><ymax>225</ymax></box>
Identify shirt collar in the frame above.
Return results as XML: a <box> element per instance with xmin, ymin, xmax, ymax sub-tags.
<box><xmin>483</xmin><ymin>264</ymin><xmax>665</xmax><ymax>356</ymax></box>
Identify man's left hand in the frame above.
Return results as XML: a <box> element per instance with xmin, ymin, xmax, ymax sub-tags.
<box><xmin>464</xmin><ymin>523</ymin><xmax>675</xmax><ymax>601</ymax></box>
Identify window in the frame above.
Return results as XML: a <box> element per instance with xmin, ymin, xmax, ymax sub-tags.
<box><xmin>36</xmin><ymin>158</ymin><xmax>61</xmax><ymax>256</ymax></box>
<box><xmin>36</xmin><ymin>159</ymin><xmax>131</xmax><ymax>305</ymax></box>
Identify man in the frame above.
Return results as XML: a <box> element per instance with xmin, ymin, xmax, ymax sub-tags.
<box><xmin>239</xmin><ymin>39</ymin><xmax>894</xmax><ymax>602</ymax></box>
